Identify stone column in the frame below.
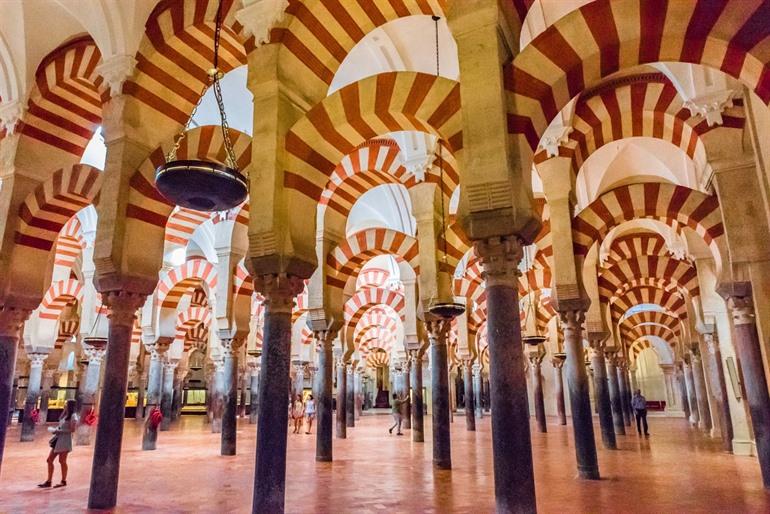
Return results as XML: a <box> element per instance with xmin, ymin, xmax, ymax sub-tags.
<box><xmin>160</xmin><ymin>359</ymin><xmax>178</xmax><ymax>431</ymax></box>
<box><xmin>472</xmin><ymin>363</ymin><xmax>483</xmax><ymax>419</ymax></box>
<box><xmin>617</xmin><ymin>359</ymin><xmax>632</xmax><ymax>427</ymax></box>
<box><xmin>560</xmin><ymin>308</ymin><xmax>600</xmax><ymax>479</ymax></box>
<box><xmin>134</xmin><ymin>346</ymin><xmax>146</xmax><ymax>420</ymax></box>
<box><xmin>724</xmin><ymin>292</ymin><xmax>770</xmax><ymax>488</ymax></box>
<box><xmin>0</xmin><ymin>307</ymin><xmax>29</xmax><ymax>476</ymax></box>
<box><xmin>313</xmin><ymin>330</ymin><xmax>335</xmax><ymax>461</ymax></box>
<box><xmin>402</xmin><ymin>359</ymin><xmax>412</xmax><ymax>429</ymax></box>
<box><xmin>683</xmin><ymin>358</ymin><xmax>700</xmax><ymax>427</ymax></box>
<box><xmin>528</xmin><ymin>351</ymin><xmax>546</xmax><ymax>433</ymax></box>
<box><xmin>690</xmin><ymin>349</ymin><xmax>713</xmax><ymax>433</ymax></box>
<box><xmin>248</xmin><ymin>358</ymin><xmax>260</xmax><ymax>424</ymax></box>
<box><xmin>172</xmin><ymin>370</ymin><xmax>185</xmax><ymax>420</ymax></box>
<box><xmin>676</xmin><ymin>363</ymin><xmax>691</xmax><ymax>421</ymax></box>
<box><xmin>141</xmin><ymin>343</ymin><xmax>167</xmax><ymax>450</ymax></box>
<box><xmin>704</xmin><ymin>331</ymin><xmax>733</xmax><ymax>452</ymax></box>
<box><xmin>335</xmin><ymin>356</ymin><xmax>347</xmax><ymax>439</ymax></box>
<box><xmin>605</xmin><ymin>352</ymin><xmax>625</xmax><ymax>435</ymax></box>
<box><xmin>76</xmin><ymin>340</ymin><xmax>107</xmax><ymax>445</ymax></box>
<box><xmin>346</xmin><ymin>364</ymin><xmax>355</xmax><ymax>428</ymax></box>
<box><xmin>20</xmin><ymin>352</ymin><xmax>48</xmax><ymax>442</ymax></box>
<box><xmin>88</xmin><ymin>291</ymin><xmax>146</xmax><ymax>510</ymax></box>
<box><xmin>425</xmin><ymin>318</ymin><xmax>451</xmax><ymax>469</ymax></box>
<box><xmin>589</xmin><ymin>342</ymin><xmax>616</xmax><ymax>450</ymax></box>
<box><xmin>252</xmin><ymin>274</ymin><xmax>304</xmax><ymax>513</ymax></box>
<box><xmin>410</xmin><ymin>350</ymin><xmax>425</xmax><ymax>443</ymax></box>
<box><xmin>463</xmin><ymin>359</ymin><xmax>476</xmax><ymax>431</ymax></box>
<box><xmin>211</xmin><ymin>358</ymin><xmax>225</xmax><ymax>433</ymax></box>
<box><xmin>39</xmin><ymin>368</ymin><xmax>56</xmax><ymax>424</ymax></box>
<box><xmin>221</xmin><ymin>338</ymin><xmax>242</xmax><ymax>456</ymax></box>
<box><xmin>552</xmin><ymin>355</ymin><xmax>567</xmax><ymax>425</ymax></box>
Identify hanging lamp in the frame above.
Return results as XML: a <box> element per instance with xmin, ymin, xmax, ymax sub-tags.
<box><xmin>521</xmin><ymin>250</ymin><xmax>546</xmax><ymax>346</ymax></box>
<box><xmin>154</xmin><ymin>0</ymin><xmax>248</xmax><ymax>212</ymax></box>
<box><xmin>426</xmin><ymin>15</ymin><xmax>465</xmax><ymax>321</ymax></box>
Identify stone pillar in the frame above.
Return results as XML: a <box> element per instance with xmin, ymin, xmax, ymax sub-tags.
<box><xmin>690</xmin><ymin>349</ymin><xmax>713</xmax><ymax>433</ymax></box>
<box><xmin>346</xmin><ymin>364</ymin><xmax>355</xmax><ymax>428</ymax></box>
<box><xmin>20</xmin><ymin>352</ymin><xmax>48</xmax><ymax>442</ymax></box>
<box><xmin>335</xmin><ymin>357</ymin><xmax>347</xmax><ymax>439</ymax></box>
<box><xmin>134</xmin><ymin>346</ymin><xmax>146</xmax><ymax>420</ymax></box>
<box><xmin>252</xmin><ymin>274</ymin><xmax>304</xmax><ymax>513</ymax></box>
<box><xmin>172</xmin><ymin>371</ymin><xmax>185</xmax><ymax>420</ymax></box>
<box><xmin>426</xmin><ymin>318</ymin><xmax>452</xmax><ymax>469</ymax></box>
<box><xmin>472</xmin><ymin>363</ymin><xmax>483</xmax><ymax>419</ymax></box>
<box><xmin>560</xmin><ymin>308</ymin><xmax>600</xmax><ymax>479</ymax></box>
<box><xmin>211</xmin><ymin>358</ymin><xmax>225</xmax><ymax>433</ymax></box>
<box><xmin>724</xmin><ymin>292</ymin><xmax>770</xmax><ymax>488</ymax></box>
<box><xmin>0</xmin><ymin>307</ymin><xmax>28</xmax><ymax>476</ymax></box>
<box><xmin>528</xmin><ymin>351</ymin><xmax>546</xmax><ymax>433</ymax></box>
<box><xmin>552</xmin><ymin>355</ymin><xmax>567</xmax><ymax>425</ymax></box>
<box><xmin>410</xmin><ymin>350</ymin><xmax>424</xmax><ymax>443</ymax></box>
<box><xmin>88</xmin><ymin>292</ymin><xmax>146</xmax><ymax>510</ymax></box>
<box><xmin>314</xmin><ymin>330</ymin><xmax>335</xmax><ymax>461</ymax></box>
<box><xmin>704</xmin><ymin>331</ymin><xmax>734</xmax><ymax>452</ymax></box>
<box><xmin>676</xmin><ymin>363</ymin><xmax>691</xmax><ymax>421</ymax></box>
<box><xmin>160</xmin><ymin>359</ymin><xmax>178</xmax><ymax>431</ymax></box>
<box><xmin>248</xmin><ymin>358</ymin><xmax>260</xmax><ymax>424</ymax></box>
<box><xmin>76</xmin><ymin>340</ymin><xmax>107</xmax><ymax>445</ymax></box>
<box><xmin>402</xmin><ymin>359</ymin><xmax>411</xmax><ymax>429</ymax></box>
<box><xmin>39</xmin><ymin>368</ymin><xmax>56</xmax><ymax>424</ymax></box>
<box><xmin>605</xmin><ymin>353</ymin><xmax>625</xmax><ymax>435</ymax></box>
<box><xmin>683</xmin><ymin>359</ymin><xmax>700</xmax><ymax>427</ymax></box>
<box><xmin>463</xmin><ymin>359</ymin><xmax>476</xmax><ymax>431</ymax></box>
<box><xmin>141</xmin><ymin>343</ymin><xmax>167</xmax><ymax>450</ymax></box>
<box><xmin>221</xmin><ymin>338</ymin><xmax>242</xmax><ymax>456</ymax></box>
<box><xmin>589</xmin><ymin>343</ymin><xmax>616</xmax><ymax>450</ymax></box>
<box><xmin>617</xmin><ymin>360</ymin><xmax>632</xmax><ymax>427</ymax></box>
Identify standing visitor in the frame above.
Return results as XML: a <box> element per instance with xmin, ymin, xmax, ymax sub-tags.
<box><xmin>38</xmin><ymin>399</ymin><xmax>77</xmax><ymax>488</ymax></box>
<box><xmin>291</xmin><ymin>394</ymin><xmax>305</xmax><ymax>434</ymax></box>
<box><xmin>304</xmin><ymin>394</ymin><xmax>316</xmax><ymax>434</ymax></box>
<box><xmin>388</xmin><ymin>393</ymin><xmax>407</xmax><ymax>435</ymax></box>
<box><xmin>632</xmin><ymin>389</ymin><xmax>649</xmax><ymax>436</ymax></box>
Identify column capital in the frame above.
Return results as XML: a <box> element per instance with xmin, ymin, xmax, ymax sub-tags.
<box><xmin>220</xmin><ymin>338</ymin><xmax>244</xmax><ymax>357</ymax></box>
<box><xmin>102</xmin><ymin>291</ymin><xmax>146</xmax><ymax>327</ymax></box>
<box><xmin>95</xmin><ymin>54</ymin><xmax>137</xmax><ymax>97</ymax></box>
<box><xmin>728</xmin><ymin>295</ymin><xmax>756</xmax><ymax>326</ymax></box>
<box><xmin>0</xmin><ymin>306</ymin><xmax>31</xmax><ymax>338</ymax></box>
<box><xmin>213</xmin><ymin>357</ymin><xmax>225</xmax><ymax>373</ymax></box>
<box><xmin>254</xmin><ymin>273</ymin><xmax>304</xmax><ymax>314</ymax></box>
<box><xmin>163</xmin><ymin>358</ymin><xmax>179</xmax><ymax>372</ymax></box>
<box><xmin>313</xmin><ymin>328</ymin><xmax>338</xmax><ymax>350</ymax></box>
<box><xmin>558</xmin><ymin>306</ymin><xmax>586</xmax><ymax>330</ymax></box>
<box><xmin>474</xmin><ymin>236</ymin><xmax>523</xmax><ymax>288</ymax></box>
<box><xmin>235</xmin><ymin>0</ymin><xmax>289</xmax><ymax>45</ymax></box>
<box><xmin>551</xmin><ymin>355</ymin><xmax>566</xmax><ymax>369</ymax></box>
<box><xmin>527</xmin><ymin>351</ymin><xmax>544</xmax><ymax>366</ymax></box>
<box><xmin>424</xmin><ymin>318</ymin><xmax>451</xmax><ymax>345</ymax></box>
<box><xmin>83</xmin><ymin>343</ymin><xmax>107</xmax><ymax>365</ymax></box>
<box><xmin>27</xmin><ymin>352</ymin><xmax>49</xmax><ymax>368</ymax></box>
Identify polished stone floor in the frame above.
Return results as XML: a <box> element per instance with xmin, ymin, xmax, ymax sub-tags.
<box><xmin>1</xmin><ymin>412</ymin><xmax>768</xmax><ymax>513</ymax></box>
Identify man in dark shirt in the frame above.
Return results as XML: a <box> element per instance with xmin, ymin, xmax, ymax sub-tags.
<box><xmin>631</xmin><ymin>389</ymin><xmax>649</xmax><ymax>436</ymax></box>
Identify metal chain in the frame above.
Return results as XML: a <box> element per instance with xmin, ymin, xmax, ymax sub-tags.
<box><xmin>434</xmin><ymin>15</ymin><xmax>449</xmax><ymax>264</ymax></box>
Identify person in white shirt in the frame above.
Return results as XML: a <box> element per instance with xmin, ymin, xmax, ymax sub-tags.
<box><xmin>304</xmin><ymin>394</ymin><xmax>316</xmax><ymax>435</ymax></box>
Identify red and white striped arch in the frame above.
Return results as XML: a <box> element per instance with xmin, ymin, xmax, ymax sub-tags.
<box><xmin>610</xmin><ymin>286</ymin><xmax>687</xmax><ymax>325</ymax></box>
<box><xmin>326</xmin><ymin>228</ymin><xmax>419</xmax><ymax>292</ymax></box>
<box><xmin>39</xmin><ymin>279</ymin><xmax>84</xmax><ymax>321</ymax></box>
<box><xmin>284</xmin><ymin>72</ymin><xmax>461</xmax><ymax>204</ymax></box>
<box><xmin>356</xmin><ymin>267</ymin><xmax>392</xmax><ymax>290</ymax></box>
<box><xmin>174</xmin><ymin>305</ymin><xmax>212</xmax><ymax>350</ymax></box>
<box><xmin>507</xmin><ymin>0</ymin><xmax>770</xmax><ymax>152</ymax></box>
<box><xmin>599</xmin><ymin>255</ymin><xmax>699</xmax><ymax>303</ymax></box>
<box><xmin>620</xmin><ymin>310</ymin><xmax>683</xmax><ymax>344</ymax></box>
<box><xmin>53</xmin><ymin>216</ymin><xmax>87</xmax><ymax>271</ymax></box>
<box><xmin>125</xmin><ymin>0</ymin><xmax>252</xmax><ymax>127</ymax></box>
<box><xmin>15</xmin><ymin>164</ymin><xmax>102</xmax><ymax>252</ymax></box>
<box><xmin>156</xmin><ymin>259</ymin><xmax>218</xmax><ymax>309</ymax></box>
<box><xmin>165</xmin><ymin>208</ymin><xmax>214</xmax><ymax>247</ymax></box>
<box><xmin>602</xmin><ymin>232</ymin><xmax>669</xmax><ymax>267</ymax></box>
<box><xmin>344</xmin><ymin>287</ymin><xmax>405</xmax><ymax>340</ymax></box>
<box><xmin>20</xmin><ymin>36</ymin><xmax>106</xmax><ymax>156</ymax></box>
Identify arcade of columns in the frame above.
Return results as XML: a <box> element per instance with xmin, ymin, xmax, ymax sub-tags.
<box><xmin>2</xmin><ymin>1</ymin><xmax>770</xmax><ymax>513</ymax></box>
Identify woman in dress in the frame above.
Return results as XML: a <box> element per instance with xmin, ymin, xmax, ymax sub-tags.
<box><xmin>39</xmin><ymin>399</ymin><xmax>77</xmax><ymax>488</ymax></box>
<box><xmin>290</xmin><ymin>394</ymin><xmax>305</xmax><ymax>434</ymax></box>
<box><xmin>304</xmin><ymin>394</ymin><xmax>316</xmax><ymax>434</ymax></box>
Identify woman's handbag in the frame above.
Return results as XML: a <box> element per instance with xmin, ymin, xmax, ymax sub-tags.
<box><xmin>48</xmin><ymin>435</ymin><xmax>58</xmax><ymax>448</ymax></box>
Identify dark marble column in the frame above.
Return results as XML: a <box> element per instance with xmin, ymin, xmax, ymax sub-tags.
<box><xmin>690</xmin><ymin>349</ymin><xmax>712</xmax><ymax>433</ymax></box>
<box><xmin>88</xmin><ymin>291</ymin><xmax>146</xmax><ymax>510</ymax></box>
<box><xmin>20</xmin><ymin>352</ymin><xmax>48</xmax><ymax>442</ymax></box>
<box><xmin>0</xmin><ymin>307</ymin><xmax>29</xmax><ymax>477</ymax></box>
<box><xmin>314</xmin><ymin>330</ymin><xmax>335</xmax><ymax>461</ymax></box>
<box><xmin>346</xmin><ymin>364</ymin><xmax>355</xmax><ymax>428</ymax></box>
<box><xmin>426</xmin><ymin>318</ymin><xmax>451</xmax><ymax>469</ymax></box>
<box><xmin>476</xmin><ymin>237</ymin><xmax>536</xmax><ymax>513</ymax></box>
<box><xmin>134</xmin><ymin>345</ymin><xmax>146</xmax><ymax>420</ymax></box>
<box><xmin>683</xmin><ymin>359</ymin><xmax>700</xmax><ymax>427</ymax></box>
<box><xmin>704</xmin><ymin>331</ymin><xmax>733</xmax><ymax>452</ymax></box>
<box><xmin>472</xmin><ymin>363</ymin><xmax>483</xmax><ymax>419</ymax></box>
<box><xmin>76</xmin><ymin>340</ymin><xmax>107</xmax><ymax>446</ymax></box>
<box><xmin>248</xmin><ymin>359</ymin><xmax>260</xmax><ymax>424</ymax></box>
<box><xmin>463</xmin><ymin>360</ymin><xmax>476</xmax><ymax>431</ymax></box>
<box><xmin>560</xmin><ymin>308</ymin><xmax>599</xmax><ymax>479</ymax></box>
<box><xmin>402</xmin><ymin>360</ymin><xmax>412</xmax><ymax>429</ymax></box>
<box><xmin>589</xmin><ymin>343</ymin><xmax>616</xmax><ymax>450</ymax></box>
<box><xmin>160</xmin><ymin>359</ymin><xmax>177</xmax><ymax>431</ymax></box>
<box><xmin>141</xmin><ymin>345</ymin><xmax>166</xmax><ymax>450</ymax></box>
<box><xmin>211</xmin><ymin>359</ymin><xmax>225</xmax><ymax>434</ymax></box>
<box><xmin>676</xmin><ymin>364</ymin><xmax>691</xmax><ymax>421</ymax></box>
<box><xmin>552</xmin><ymin>355</ymin><xmax>567</xmax><ymax>425</ymax></box>
<box><xmin>617</xmin><ymin>360</ymin><xmax>632</xmax><ymax>427</ymax></box>
<box><xmin>252</xmin><ymin>274</ymin><xmax>304</xmax><ymax>514</ymax></box>
<box><xmin>528</xmin><ymin>351</ymin><xmax>546</xmax><ymax>433</ymax></box>
<box><xmin>605</xmin><ymin>352</ymin><xmax>625</xmax><ymax>435</ymax></box>
<box><xmin>336</xmin><ymin>357</ymin><xmax>347</xmax><ymax>439</ymax></box>
<box><xmin>221</xmin><ymin>339</ymin><xmax>241</xmax><ymax>456</ymax></box>
<box><xmin>409</xmin><ymin>350</ymin><xmax>424</xmax><ymax>443</ymax></box>
<box><xmin>725</xmin><ymin>292</ymin><xmax>770</xmax><ymax>488</ymax></box>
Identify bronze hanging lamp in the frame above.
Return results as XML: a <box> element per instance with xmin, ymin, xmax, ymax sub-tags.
<box><xmin>427</xmin><ymin>15</ymin><xmax>464</xmax><ymax>321</ymax></box>
<box><xmin>155</xmin><ymin>0</ymin><xmax>248</xmax><ymax>212</ymax></box>
<box><xmin>521</xmin><ymin>251</ymin><xmax>546</xmax><ymax>346</ymax></box>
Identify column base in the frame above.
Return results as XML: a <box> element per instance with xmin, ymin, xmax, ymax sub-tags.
<box><xmin>315</xmin><ymin>455</ymin><xmax>332</xmax><ymax>463</ymax></box>
<box><xmin>733</xmin><ymin>439</ymin><xmax>757</xmax><ymax>456</ymax></box>
<box><xmin>434</xmin><ymin>458</ymin><xmax>452</xmax><ymax>470</ymax></box>
<box><xmin>577</xmin><ymin>466</ymin><xmax>600</xmax><ymax>480</ymax></box>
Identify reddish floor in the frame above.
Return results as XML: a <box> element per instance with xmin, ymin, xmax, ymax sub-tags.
<box><xmin>1</xmin><ymin>413</ymin><xmax>768</xmax><ymax>513</ymax></box>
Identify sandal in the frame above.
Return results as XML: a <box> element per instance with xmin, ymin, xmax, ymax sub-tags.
<box><xmin>37</xmin><ymin>481</ymin><xmax>52</xmax><ymax>488</ymax></box>
<box><xmin>53</xmin><ymin>481</ymin><xmax>67</xmax><ymax>488</ymax></box>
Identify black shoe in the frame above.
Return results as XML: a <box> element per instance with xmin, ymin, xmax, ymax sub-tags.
<box><xmin>397</xmin><ymin>432</ymin><xmax>404</xmax><ymax>436</ymax></box>
<box><xmin>389</xmin><ymin>427</ymin><xmax>393</xmax><ymax>434</ymax></box>
<box><xmin>53</xmin><ymin>481</ymin><xmax>67</xmax><ymax>488</ymax></box>
<box><xmin>38</xmin><ymin>481</ymin><xmax>51</xmax><ymax>488</ymax></box>
<box><xmin>645</xmin><ymin>433</ymin><xmax>650</xmax><ymax>437</ymax></box>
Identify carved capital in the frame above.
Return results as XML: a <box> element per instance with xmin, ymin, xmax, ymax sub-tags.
<box><xmin>703</xmin><ymin>332</ymin><xmax>718</xmax><ymax>355</ymax></box>
<box><xmin>558</xmin><ymin>308</ymin><xmax>585</xmax><ymax>331</ymax></box>
<box><xmin>27</xmin><ymin>352</ymin><xmax>49</xmax><ymax>368</ymax></box>
<box><xmin>0</xmin><ymin>306</ymin><xmax>31</xmax><ymax>338</ymax></box>
<box><xmin>103</xmin><ymin>291</ymin><xmax>146</xmax><ymax>327</ymax></box>
<box><xmin>220</xmin><ymin>338</ymin><xmax>244</xmax><ymax>357</ymax></box>
<box><xmin>475</xmin><ymin>236</ymin><xmax>523</xmax><ymax>289</ymax></box>
<box><xmin>95</xmin><ymin>54</ymin><xmax>137</xmax><ymax>97</ymax></box>
<box><xmin>424</xmin><ymin>318</ymin><xmax>451</xmax><ymax>346</ymax></box>
<box><xmin>684</xmin><ymin>89</ymin><xmax>738</xmax><ymax>127</ymax></box>
<box><xmin>254</xmin><ymin>273</ymin><xmax>304</xmax><ymax>314</ymax></box>
<box><xmin>313</xmin><ymin>329</ymin><xmax>337</xmax><ymax>351</ymax></box>
<box><xmin>163</xmin><ymin>358</ymin><xmax>179</xmax><ymax>372</ymax></box>
<box><xmin>551</xmin><ymin>356</ymin><xmax>565</xmax><ymax>369</ymax></box>
<box><xmin>235</xmin><ymin>0</ymin><xmax>289</xmax><ymax>45</ymax></box>
<box><xmin>729</xmin><ymin>295</ymin><xmax>755</xmax><ymax>326</ymax></box>
<box><xmin>83</xmin><ymin>344</ymin><xmax>107</xmax><ymax>365</ymax></box>
<box><xmin>0</xmin><ymin>100</ymin><xmax>23</xmax><ymax>135</ymax></box>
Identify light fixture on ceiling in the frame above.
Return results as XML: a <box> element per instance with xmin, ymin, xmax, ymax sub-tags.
<box><xmin>155</xmin><ymin>0</ymin><xmax>248</xmax><ymax>212</ymax></box>
<box><xmin>521</xmin><ymin>251</ymin><xmax>546</xmax><ymax>346</ymax></box>
<box><xmin>426</xmin><ymin>14</ymin><xmax>465</xmax><ymax>321</ymax></box>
